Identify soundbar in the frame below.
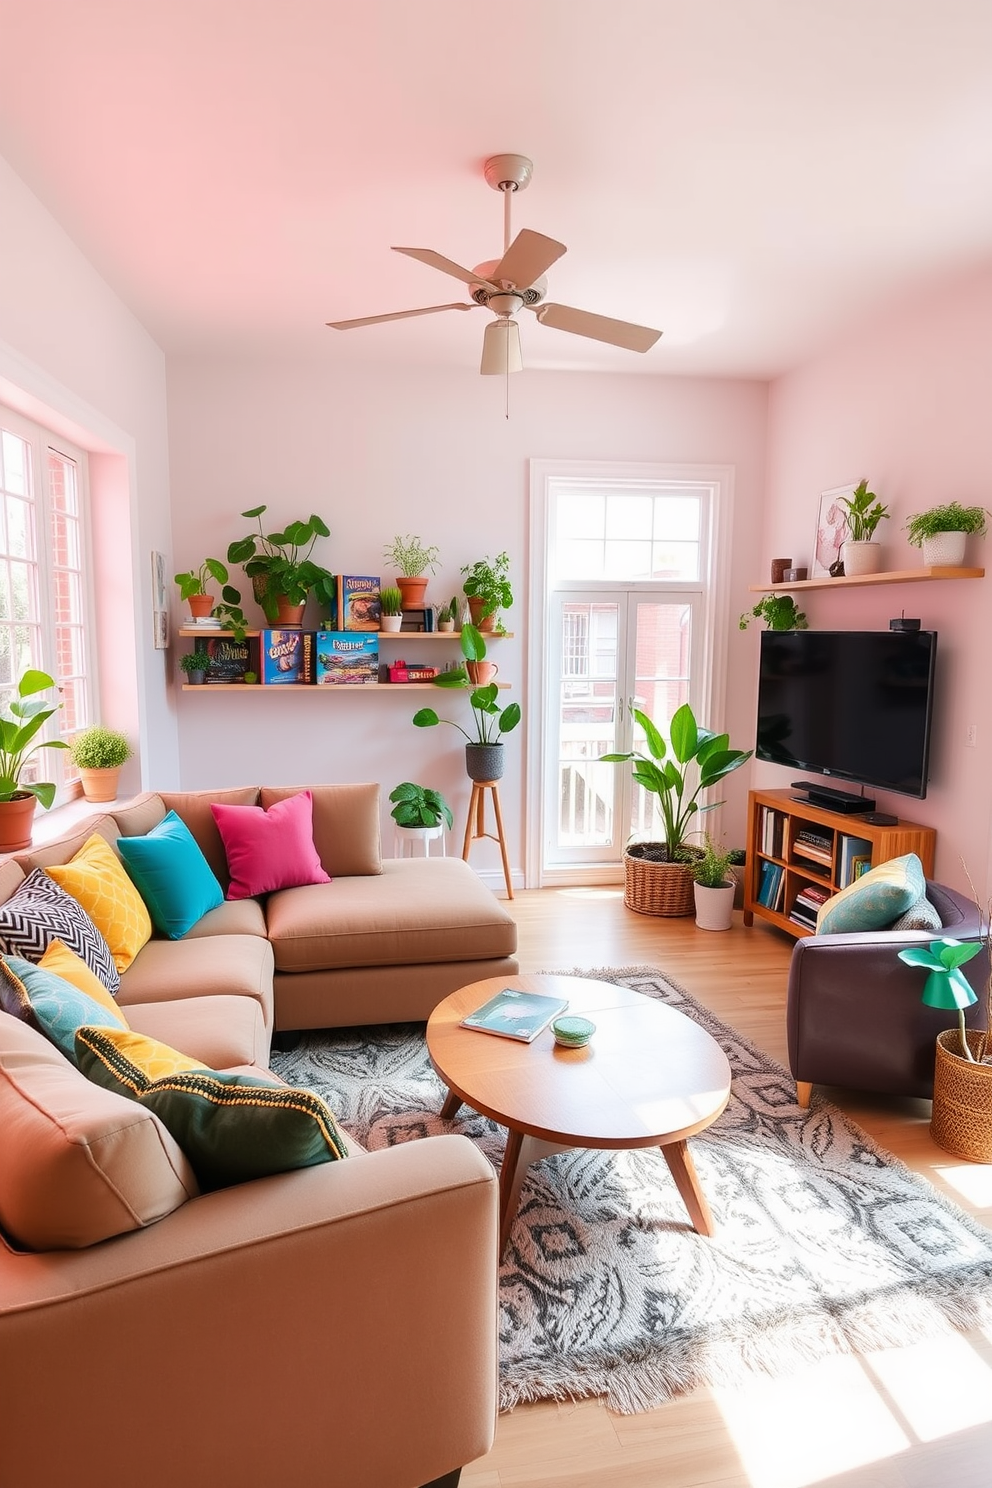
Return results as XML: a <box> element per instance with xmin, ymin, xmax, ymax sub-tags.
<box><xmin>790</xmin><ymin>780</ymin><xmax>876</xmax><ymax>815</ymax></box>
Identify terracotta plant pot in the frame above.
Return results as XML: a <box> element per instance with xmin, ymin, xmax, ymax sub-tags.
<box><xmin>0</xmin><ymin>793</ymin><xmax>38</xmax><ymax>853</ymax></box>
<box><xmin>466</xmin><ymin>661</ymin><xmax>498</xmax><ymax>686</ymax></box>
<box><xmin>467</xmin><ymin>596</ymin><xmax>496</xmax><ymax>632</ymax></box>
<box><xmin>396</xmin><ymin>576</ymin><xmax>429</xmax><ymax>609</ymax></box>
<box><xmin>187</xmin><ymin>593</ymin><xmax>214</xmax><ymax>618</ymax></box>
<box><xmin>273</xmin><ymin>598</ymin><xmax>306</xmax><ymax>628</ymax></box>
<box><xmin>78</xmin><ymin>766</ymin><xmax>121</xmax><ymax>803</ymax></box>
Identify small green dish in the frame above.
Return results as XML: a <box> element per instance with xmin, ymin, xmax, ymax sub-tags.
<box><xmin>552</xmin><ymin>1015</ymin><xmax>596</xmax><ymax>1048</ymax></box>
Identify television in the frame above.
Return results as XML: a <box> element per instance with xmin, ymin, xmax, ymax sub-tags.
<box><xmin>755</xmin><ymin>629</ymin><xmax>937</xmax><ymax>800</ymax></box>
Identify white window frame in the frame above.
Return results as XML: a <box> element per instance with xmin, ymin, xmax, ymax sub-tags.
<box><xmin>0</xmin><ymin>405</ymin><xmax>97</xmax><ymax>802</ymax></box>
<box><xmin>527</xmin><ymin>459</ymin><xmax>735</xmax><ymax>887</ymax></box>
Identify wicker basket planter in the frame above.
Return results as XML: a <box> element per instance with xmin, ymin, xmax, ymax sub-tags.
<box><xmin>930</xmin><ymin>1028</ymin><xmax>992</xmax><ymax>1164</ymax></box>
<box><xmin>623</xmin><ymin>843</ymin><xmax>697</xmax><ymax>917</ymax></box>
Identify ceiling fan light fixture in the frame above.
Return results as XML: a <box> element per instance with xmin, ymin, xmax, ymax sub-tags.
<box><xmin>480</xmin><ymin>318</ymin><xmax>522</xmax><ymax>375</ymax></box>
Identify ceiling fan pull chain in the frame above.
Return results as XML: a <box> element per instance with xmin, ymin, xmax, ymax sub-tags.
<box><xmin>502</xmin><ymin>182</ymin><xmax>512</xmax><ymax>254</ymax></box>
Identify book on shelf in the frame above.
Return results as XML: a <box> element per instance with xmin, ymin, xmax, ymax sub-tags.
<box><xmin>852</xmin><ymin>855</ymin><xmax>872</xmax><ymax>880</ymax></box>
<box><xmin>335</xmin><ymin>575</ymin><xmax>381</xmax><ymax>631</ymax></box>
<box><xmin>789</xmin><ymin>905</ymin><xmax>819</xmax><ymax>929</ymax></box>
<box><xmin>460</xmin><ymin>987</ymin><xmax>570</xmax><ymax>1043</ymax></box>
<box><xmin>793</xmin><ymin>842</ymin><xmax>832</xmax><ymax>865</ymax></box>
<box><xmin>795</xmin><ymin>827</ymin><xmax>832</xmax><ymax>851</ymax></box>
<box><xmin>260</xmin><ymin>629</ymin><xmax>314</xmax><ymax>684</ymax></box>
<box><xmin>795</xmin><ymin>883</ymin><xmax>831</xmax><ymax>908</ymax></box>
<box><xmin>760</xmin><ymin>807</ymin><xmax>784</xmax><ymax>857</ymax></box>
<box><xmin>758</xmin><ymin>861</ymin><xmax>784</xmax><ymax>909</ymax></box>
<box><xmin>315</xmin><ymin>631</ymin><xmax>379</xmax><ymax>685</ymax></box>
<box><xmin>839</xmin><ymin>834</ymin><xmax>873</xmax><ymax>887</ymax></box>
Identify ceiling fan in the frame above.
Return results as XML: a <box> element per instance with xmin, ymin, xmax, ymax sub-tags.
<box><xmin>327</xmin><ymin>153</ymin><xmax>662</xmax><ymax>373</ymax></box>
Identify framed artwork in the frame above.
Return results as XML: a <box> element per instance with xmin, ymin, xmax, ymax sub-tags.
<box><xmin>811</xmin><ymin>485</ymin><xmax>853</xmax><ymax>578</ymax></box>
<box><xmin>151</xmin><ymin>550</ymin><xmax>169</xmax><ymax>648</ymax></box>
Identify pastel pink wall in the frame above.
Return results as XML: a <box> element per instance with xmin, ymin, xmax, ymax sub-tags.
<box><xmin>762</xmin><ymin>263</ymin><xmax>992</xmax><ymax>893</ymax></box>
<box><xmin>166</xmin><ymin>359</ymin><xmax>768</xmax><ymax>884</ymax></box>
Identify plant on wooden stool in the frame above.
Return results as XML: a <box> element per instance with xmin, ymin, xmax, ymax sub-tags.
<box><xmin>388</xmin><ymin>783</ymin><xmax>454</xmax><ymax>831</ymax></box>
<box><xmin>412</xmin><ymin>624</ymin><xmax>520</xmax><ymax>745</ymax></box>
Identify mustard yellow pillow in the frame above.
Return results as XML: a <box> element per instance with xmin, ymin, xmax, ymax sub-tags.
<box><xmin>46</xmin><ymin>835</ymin><xmax>152</xmax><ymax>972</ymax></box>
<box><xmin>39</xmin><ymin>939</ymin><xmax>129</xmax><ymax>1025</ymax></box>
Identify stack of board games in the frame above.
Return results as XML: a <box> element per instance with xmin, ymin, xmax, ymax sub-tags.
<box><xmin>315</xmin><ymin>632</ymin><xmax>379</xmax><ymax>685</ymax></box>
<box><xmin>336</xmin><ymin>575</ymin><xmax>381</xmax><ymax>631</ymax></box>
<box><xmin>193</xmin><ymin>635</ymin><xmax>258</xmax><ymax>683</ymax></box>
<box><xmin>260</xmin><ymin>629</ymin><xmax>314</xmax><ymax>685</ymax></box>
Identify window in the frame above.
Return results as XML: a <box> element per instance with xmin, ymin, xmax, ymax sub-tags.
<box><xmin>0</xmin><ymin>409</ymin><xmax>93</xmax><ymax>797</ymax></box>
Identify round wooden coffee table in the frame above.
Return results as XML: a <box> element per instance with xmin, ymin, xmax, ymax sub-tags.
<box><xmin>426</xmin><ymin>973</ymin><xmax>732</xmax><ymax>1257</ymax></box>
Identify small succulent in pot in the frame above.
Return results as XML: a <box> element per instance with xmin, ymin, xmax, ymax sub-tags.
<box><xmin>179</xmin><ymin>650</ymin><xmax>209</xmax><ymax>682</ymax></box>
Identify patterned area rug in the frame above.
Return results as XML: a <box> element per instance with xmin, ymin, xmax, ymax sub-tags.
<box><xmin>270</xmin><ymin>964</ymin><xmax>992</xmax><ymax>1414</ymax></box>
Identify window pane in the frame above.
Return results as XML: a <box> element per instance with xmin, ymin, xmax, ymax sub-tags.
<box><xmin>555</xmin><ymin>484</ymin><xmax>703</xmax><ymax>582</ymax></box>
<box><xmin>1</xmin><ymin>431</ymin><xmax>29</xmax><ymax>496</ymax></box>
<box><xmin>605</xmin><ymin>495</ymin><xmax>653</xmax><ymax>540</ymax></box>
<box><xmin>557</xmin><ymin>602</ymin><xmax>619</xmax><ymax>847</ymax></box>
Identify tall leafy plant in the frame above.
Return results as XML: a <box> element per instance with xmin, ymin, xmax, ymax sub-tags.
<box><xmin>227</xmin><ymin>505</ymin><xmax>335</xmax><ymax>622</ymax></box>
<box><xmin>412</xmin><ymin>623</ymin><xmax>521</xmax><ymax>745</ymax></box>
<box><xmin>0</xmin><ymin>669</ymin><xmax>69</xmax><ymax>808</ymax></box>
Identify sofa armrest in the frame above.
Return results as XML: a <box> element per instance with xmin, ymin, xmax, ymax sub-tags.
<box><xmin>787</xmin><ymin>882</ymin><xmax>989</xmax><ymax>1100</ymax></box>
<box><xmin>0</xmin><ymin>1135</ymin><xmax>498</xmax><ymax>1488</ymax></box>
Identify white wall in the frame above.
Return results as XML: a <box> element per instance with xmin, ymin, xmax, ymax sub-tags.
<box><xmin>167</xmin><ymin>358</ymin><xmax>768</xmax><ymax>883</ymax></box>
<box><xmin>763</xmin><ymin>263</ymin><xmax>992</xmax><ymax>894</ymax></box>
<box><xmin>0</xmin><ymin>151</ymin><xmax>178</xmax><ymax>792</ymax></box>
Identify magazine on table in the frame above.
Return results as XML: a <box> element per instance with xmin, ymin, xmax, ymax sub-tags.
<box><xmin>461</xmin><ymin>988</ymin><xmax>570</xmax><ymax>1043</ymax></box>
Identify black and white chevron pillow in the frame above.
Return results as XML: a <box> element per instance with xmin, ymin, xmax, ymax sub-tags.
<box><xmin>0</xmin><ymin>869</ymin><xmax>120</xmax><ymax>994</ymax></box>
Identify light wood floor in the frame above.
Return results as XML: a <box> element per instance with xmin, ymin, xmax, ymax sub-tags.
<box><xmin>462</xmin><ymin>887</ymin><xmax>992</xmax><ymax>1488</ymax></box>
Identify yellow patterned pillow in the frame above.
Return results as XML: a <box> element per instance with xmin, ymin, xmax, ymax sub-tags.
<box><xmin>39</xmin><ymin>939</ymin><xmax>130</xmax><ymax>1024</ymax></box>
<box><xmin>46</xmin><ymin>834</ymin><xmax>152</xmax><ymax>972</ymax></box>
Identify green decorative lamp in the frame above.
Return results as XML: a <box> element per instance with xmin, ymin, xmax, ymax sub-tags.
<box><xmin>898</xmin><ymin>938</ymin><xmax>981</xmax><ymax>1062</ymax></box>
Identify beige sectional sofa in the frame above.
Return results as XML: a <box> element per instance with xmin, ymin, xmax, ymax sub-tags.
<box><xmin>0</xmin><ymin>782</ymin><xmax>509</xmax><ymax>1488</ymax></box>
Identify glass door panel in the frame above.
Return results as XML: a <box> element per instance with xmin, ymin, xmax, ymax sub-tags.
<box><xmin>629</xmin><ymin>601</ymin><xmax>692</xmax><ymax>839</ymax></box>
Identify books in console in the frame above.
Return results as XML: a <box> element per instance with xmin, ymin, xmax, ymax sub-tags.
<box><xmin>461</xmin><ymin>987</ymin><xmax>570</xmax><ymax>1043</ymax></box>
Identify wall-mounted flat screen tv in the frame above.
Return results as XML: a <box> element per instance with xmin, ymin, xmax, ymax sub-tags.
<box><xmin>755</xmin><ymin>629</ymin><xmax>937</xmax><ymax>799</ymax></box>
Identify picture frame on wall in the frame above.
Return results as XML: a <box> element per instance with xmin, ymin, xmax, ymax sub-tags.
<box><xmin>151</xmin><ymin>549</ymin><xmax>169</xmax><ymax>648</ymax></box>
<box><xmin>811</xmin><ymin>485</ymin><xmax>854</xmax><ymax>578</ymax></box>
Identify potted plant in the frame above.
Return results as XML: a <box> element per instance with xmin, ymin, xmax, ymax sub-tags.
<box><xmin>904</xmin><ymin>502</ymin><xmax>990</xmax><ymax>568</ymax></box>
<box><xmin>0</xmin><ymin>668</ymin><xmax>69</xmax><ymax>851</ymax></box>
<box><xmin>413</xmin><ymin>624</ymin><xmax>521</xmax><ymax>781</ymax></box>
<box><xmin>837</xmin><ymin>479</ymin><xmax>889</xmax><ymax>577</ymax></box>
<box><xmin>690</xmin><ymin>835</ymin><xmax>737</xmax><ymax>931</ymax></box>
<box><xmin>436</xmin><ymin>596</ymin><xmax>459</xmax><ymax>633</ymax></box>
<box><xmin>380</xmin><ymin>585</ymin><xmax>404</xmax><ymax>632</ymax></box>
<box><xmin>179</xmin><ymin>650</ymin><xmax>209</xmax><ymax>685</ymax></box>
<box><xmin>227</xmin><ymin>505</ymin><xmax>335</xmax><ymax>626</ymax></box>
<box><xmin>69</xmin><ymin>725</ymin><xmax>131</xmax><ymax>802</ymax></box>
<box><xmin>174</xmin><ymin>557</ymin><xmax>230</xmax><ymax>619</ymax></box>
<box><xmin>388</xmin><ymin>781</ymin><xmax>454</xmax><ymax>855</ymax></box>
<box><xmin>739</xmin><ymin>594</ymin><xmax>808</xmax><ymax>631</ymax></box>
<box><xmin>600</xmin><ymin>701</ymin><xmax>752</xmax><ymax>916</ymax></box>
<box><xmin>898</xmin><ymin>937</ymin><xmax>991</xmax><ymax>1162</ymax></box>
<box><xmin>461</xmin><ymin>551</ymin><xmax>512</xmax><ymax>632</ymax></box>
<box><xmin>382</xmin><ymin>534</ymin><xmax>440</xmax><ymax>610</ymax></box>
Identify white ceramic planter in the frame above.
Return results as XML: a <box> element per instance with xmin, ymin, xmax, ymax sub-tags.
<box><xmin>380</xmin><ymin>613</ymin><xmax>403</xmax><ymax>632</ymax></box>
<box><xmin>921</xmin><ymin>531</ymin><xmax>967</xmax><ymax>567</ymax></box>
<box><xmin>693</xmin><ymin>881</ymin><xmax>736</xmax><ymax>931</ymax></box>
<box><xmin>393</xmin><ymin>822</ymin><xmax>445</xmax><ymax>858</ymax></box>
<box><xmin>840</xmin><ymin>539</ymin><xmax>882</xmax><ymax>576</ymax></box>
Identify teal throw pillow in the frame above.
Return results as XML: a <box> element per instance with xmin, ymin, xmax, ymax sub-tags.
<box><xmin>816</xmin><ymin>853</ymin><xmax>925</xmax><ymax>935</ymax></box>
<box><xmin>889</xmin><ymin>893</ymin><xmax>944</xmax><ymax>932</ymax></box>
<box><xmin>0</xmin><ymin>954</ymin><xmax>127</xmax><ymax>1062</ymax></box>
<box><xmin>74</xmin><ymin>1024</ymin><xmax>348</xmax><ymax>1191</ymax></box>
<box><xmin>117</xmin><ymin>811</ymin><xmax>224</xmax><ymax>938</ymax></box>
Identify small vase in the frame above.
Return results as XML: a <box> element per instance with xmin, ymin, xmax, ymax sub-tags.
<box><xmin>465</xmin><ymin>743</ymin><xmax>504</xmax><ymax>782</ymax></box>
<box><xmin>397</xmin><ymin>576</ymin><xmax>429</xmax><ymax>609</ymax></box>
<box><xmin>839</xmin><ymin>539</ymin><xmax>882</xmax><ymax>576</ymax></box>
<box><xmin>380</xmin><ymin>613</ymin><xmax>403</xmax><ymax>632</ymax></box>
<box><xmin>921</xmin><ymin>532</ymin><xmax>967</xmax><ymax>567</ymax></box>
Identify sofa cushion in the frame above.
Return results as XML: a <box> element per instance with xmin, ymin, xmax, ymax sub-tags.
<box><xmin>117</xmin><ymin>933</ymin><xmax>275</xmax><ymax>1033</ymax></box>
<box><xmin>45</xmin><ymin>833</ymin><xmax>153</xmax><ymax>971</ymax></box>
<box><xmin>265</xmin><ymin>857</ymin><xmax>518</xmax><ymax>974</ymax></box>
<box><xmin>159</xmin><ymin>786</ymin><xmax>261</xmax><ymax>892</ymax></box>
<box><xmin>0</xmin><ymin>869</ymin><xmax>120</xmax><ymax>993</ymax></box>
<box><xmin>112</xmin><ymin>792</ymin><xmax>168</xmax><ymax>838</ymax></box>
<box><xmin>211</xmin><ymin>790</ymin><xmax>331</xmax><ymax>900</ymax></box>
<box><xmin>260</xmin><ymin>782</ymin><xmax>382</xmax><ymax>878</ymax></box>
<box><xmin>817</xmin><ymin>853</ymin><xmax>926</xmax><ymax>935</ymax></box>
<box><xmin>179</xmin><ymin>895</ymin><xmax>268</xmax><ymax>939</ymax></box>
<box><xmin>889</xmin><ymin>893</ymin><xmax>944</xmax><ymax>932</ymax></box>
<box><xmin>0</xmin><ymin>1014</ymin><xmax>198</xmax><ymax>1249</ymax></box>
<box><xmin>127</xmin><ymin>995</ymin><xmax>268</xmax><ymax>1070</ymax></box>
<box><xmin>117</xmin><ymin>810</ymin><xmax>224</xmax><ymax>937</ymax></box>
<box><xmin>0</xmin><ymin>954</ymin><xmax>126</xmax><ymax>1061</ymax></box>
<box><xmin>75</xmin><ymin>1025</ymin><xmax>347</xmax><ymax>1190</ymax></box>
<box><xmin>16</xmin><ymin>814</ymin><xmax>118</xmax><ymax>874</ymax></box>
<box><xmin>39</xmin><ymin>940</ymin><xmax>131</xmax><ymax>1021</ymax></box>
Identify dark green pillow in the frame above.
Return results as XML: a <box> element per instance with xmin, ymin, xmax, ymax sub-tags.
<box><xmin>74</xmin><ymin>1025</ymin><xmax>347</xmax><ymax>1190</ymax></box>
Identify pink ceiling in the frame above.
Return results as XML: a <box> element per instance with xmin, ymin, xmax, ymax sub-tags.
<box><xmin>0</xmin><ymin>0</ymin><xmax>990</xmax><ymax>377</ymax></box>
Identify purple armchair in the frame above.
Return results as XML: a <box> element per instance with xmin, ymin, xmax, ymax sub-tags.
<box><xmin>787</xmin><ymin>881</ymin><xmax>989</xmax><ymax>1106</ymax></box>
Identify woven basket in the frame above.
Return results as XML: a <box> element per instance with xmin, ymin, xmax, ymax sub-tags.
<box><xmin>623</xmin><ymin>843</ymin><xmax>696</xmax><ymax>917</ymax></box>
<box><xmin>930</xmin><ymin>1028</ymin><xmax>992</xmax><ymax>1163</ymax></box>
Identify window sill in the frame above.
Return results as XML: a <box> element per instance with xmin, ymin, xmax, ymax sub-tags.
<box><xmin>27</xmin><ymin>793</ymin><xmax>140</xmax><ymax>850</ymax></box>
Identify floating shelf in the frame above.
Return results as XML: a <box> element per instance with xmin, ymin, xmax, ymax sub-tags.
<box><xmin>749</xmin><ymin>566</ymin><xmax>984</xmax><ymax>594</ymax></box>
<box><xmin>178</xmin><ymin>628</ymin><xmax>514</xmax><ymax>639</ymax></box>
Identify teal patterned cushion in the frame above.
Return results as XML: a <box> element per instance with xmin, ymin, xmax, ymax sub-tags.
<box><xmin>816</xmin><ymin>853</ymin><xmax>925</xmax><ymax>935</ymax></box>
<box><xmin>0</xmin><ymin>955</ymin><xmax>126</xmax><ymax>1062</ymax></box>
<box><xmin>888</xmin><ymin>893</ymin><xmax>943</xmax><ymax>932</ymax></box>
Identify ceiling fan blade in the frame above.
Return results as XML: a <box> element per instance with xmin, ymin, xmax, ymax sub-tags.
<box><xmin>327</xmin><ymin>303</ymin><xmax>476</xmax><ymax>330</ymax></box>
<box><xmin>392</xmin><ymin>246</ymin><xmax>498</xmax><ymax>291</ymax></box>
<box><xmin>490</xmin><ymin>229</ymin><xmax>566</xmax><ymax>289</ymax></box>
<box><xmin>534</xmin><ymin>303</ymin><xmax>662</xmax><ymax>353</ymax></box>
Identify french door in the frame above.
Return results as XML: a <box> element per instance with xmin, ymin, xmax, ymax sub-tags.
<box><xmin>542</xmin><ymin>588</ymin><xmax>702</xmax><ymax>872</ymax></box>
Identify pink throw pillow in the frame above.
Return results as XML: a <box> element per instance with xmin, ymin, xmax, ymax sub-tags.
<box><xmin>210</xmin><ymin>791</ymin><xmax>332</xmax><ymax>900</ymax></box>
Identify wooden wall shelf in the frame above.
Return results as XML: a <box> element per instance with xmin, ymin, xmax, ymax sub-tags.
<box><xmin>749</xmin><ymin>566</ymin><xmax>983</xmax><ymax>594</ymax></box>
<box><xmin>178</xmin><ymin>628</ymin><xmax>514</xmax><ymax>640</ymax></box>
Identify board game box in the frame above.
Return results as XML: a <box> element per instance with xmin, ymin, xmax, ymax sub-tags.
<box><xmin>336</xmin><ymin>575</ymin><xmax>381</xmax><ymax>631</ymax></box>
<box><xmin>193</xmin><ymin>635</ymin><xmax>258</xmax><ymax>683</ymax></box>
<box><xmin>315</xmin><ymin>631</ymin><xmax>379</xmax><ymax>685</ymax></box>
<box><xmin>260</xmin><ymin>629</ymin><xmax>314</xmax><ymax>684</ymax></box>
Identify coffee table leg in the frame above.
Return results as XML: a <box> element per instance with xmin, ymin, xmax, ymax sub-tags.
<box><xmin>660</xmin><ymin>1138</ymin><xmax>715</xmax><ymax>1237</ymax></box>
<box><xmin>440</xmin><ymin>1087</ymin><xmax>462</xmax><ymax>1120</ymax></box>
<box><xmin>498</xmin><ymin>1128</ymin><xmax>526</xmax><ymax>1257</ymax></box>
